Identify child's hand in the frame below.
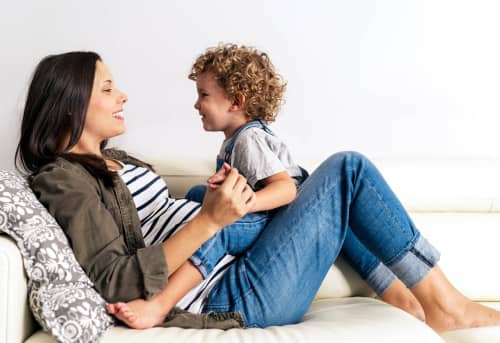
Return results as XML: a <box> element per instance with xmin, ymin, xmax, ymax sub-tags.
<box><xmin>207</xmin><ymin>162</ymin><xmax>231</xmax><ymax>189</ymax></box>
<box><xmin>200</xmin><ymin>167</ymin><xmax>256</xmax><ymax>228</ymax></box>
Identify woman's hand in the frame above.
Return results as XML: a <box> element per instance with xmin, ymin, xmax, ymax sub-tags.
<box><xmin>199</xmin><ymin>165</ymin><xmax>256</xmax><ymax>231</ymax></box>
<box><xmin>160</xmin><ymin>164</ymin><xmax>254</xmax><ymax>275</ymax></box>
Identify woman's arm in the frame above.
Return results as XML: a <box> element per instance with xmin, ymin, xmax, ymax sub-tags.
<box><xmin>30</xmin><ymin>163</ymin><xmax>254</xmax><ymax>302</ymax></box>
<box><xmin>162</xmin><ymin>167</ymin><xmax>255</xmax><ymax>275</ymax></box>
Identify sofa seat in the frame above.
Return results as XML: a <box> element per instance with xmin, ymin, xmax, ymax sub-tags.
<box><xmin>25</xmin><ymin>297</ymin><xmax>442</xmax><ymax>343</ymax></box>
<box><xmin>3</xmin><ymin>157</ymin><xmax>500</xmax><ymax>342</ymax></box>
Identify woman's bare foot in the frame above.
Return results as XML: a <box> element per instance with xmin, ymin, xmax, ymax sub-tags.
<box><xmin>379</xmin><ymin>279</ymin><xmax>426</xmax><ymax>322</ymax></box>
<box><xmin>421</xmin><ymin>294</ymin><xmax>500</xmax><ymax>332</ymax></box>
<box><xmin>107</xmin><ymin>299</ymin><xmax>168</xmax><ymax>329</ymax></box>
<box><xmin>412</xmin><ymin>267</ymin><xmax>500</xmax><ymax>332</ymax></box>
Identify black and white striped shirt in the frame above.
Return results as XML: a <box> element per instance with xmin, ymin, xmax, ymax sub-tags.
<box><xmin>117</xmin><ymin>162</ymin><xmax>234</xmax><ymax>313</ymax></box>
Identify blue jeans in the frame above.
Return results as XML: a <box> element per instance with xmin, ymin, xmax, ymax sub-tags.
<box><xmin>188</xmin><ymin>180</ymin><xmax>398</xmax><ymax>295</ymax></box>
<box><xmin>186</xmin><ymin>186</ymin><xmax>270</xmax><ymax>278</ymax></box>
<box><xmin>201</xmin><ymin>152</ymin><xmax>440</xmax><ymax>328</ymax></box>
<box><xmin>341</xmin><ymin>227</ymin><xmax>397</xmax><ymax>295</ymax></box>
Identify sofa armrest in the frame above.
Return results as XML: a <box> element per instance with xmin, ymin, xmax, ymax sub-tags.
<box><xmin>0</xmin><ymin>233</ymin><xmax>37</xmax><ymax>343</ymax></box>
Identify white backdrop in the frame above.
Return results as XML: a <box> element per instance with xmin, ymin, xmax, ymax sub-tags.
<box><xmin>1</xmin><ymin>0</ymin><xmax>500</xmax><ymax>170</ymax></box>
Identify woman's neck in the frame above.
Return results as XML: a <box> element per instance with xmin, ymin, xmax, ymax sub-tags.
<box><xmin>105</xmin><ymin>159</ymin><xmax>123</xmax><ymax>171</ymax></box>
<box><xmin>67</xmin><ymin>141</ymin><xmax>102</xmax><ymax>157</ymax></box>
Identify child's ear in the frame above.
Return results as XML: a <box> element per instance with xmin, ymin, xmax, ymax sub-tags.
<box><xmin>231</xmin><ymin>92</ymin><xmax>246</xmax><ymax>111</ymax></box>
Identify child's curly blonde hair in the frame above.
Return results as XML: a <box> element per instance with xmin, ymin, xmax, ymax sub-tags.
<box><xmin>189</xmin><ymin>44</ymin><xmax>286</xmax><ymax>123</ymax></box>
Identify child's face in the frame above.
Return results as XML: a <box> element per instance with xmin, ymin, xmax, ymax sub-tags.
<box><xmin>194</xmin><ymin>72</ymin><xmax>245</xmax><ymax>138</ymax></box>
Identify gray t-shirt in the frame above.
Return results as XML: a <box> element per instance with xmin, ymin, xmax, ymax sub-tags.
<box><xmin>218</xmin><ymin>127</ymin><xmax>303</xmax><ymax>190</ymax></box>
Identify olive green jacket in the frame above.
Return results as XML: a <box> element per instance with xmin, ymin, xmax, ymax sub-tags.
<box><xmin>29</xmin><ymin>149</ymin><xmax>243</xmax><ymax>329</ymax></box>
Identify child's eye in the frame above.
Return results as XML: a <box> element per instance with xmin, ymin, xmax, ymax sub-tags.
<box><xmin>104</xmin><ymin>89</ymin><xmax>113</xmax><ymax>93</ymax></box>
<box><xmin>201</xmin><ymin>92</ymin><xmax>208</xmax><ymax>97</ymax></box>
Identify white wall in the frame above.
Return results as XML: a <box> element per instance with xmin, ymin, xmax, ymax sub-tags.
<box><xmin>1</xmin><ymin>0</ymin><xmax>500</xmax><ymax>170</ymax></box>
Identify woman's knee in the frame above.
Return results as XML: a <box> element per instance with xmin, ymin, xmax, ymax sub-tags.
<box><xmin>329</xmin><ymin>150</ymin><xmax>367</xmax><ymax>162</ymax></box>
<box><xmin>322</xmin><ymin>151</ymin><xmax>371</xmax><ymax>171</ymax></box>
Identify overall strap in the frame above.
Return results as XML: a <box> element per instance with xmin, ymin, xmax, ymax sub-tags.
<box><xmin>224</xmin><ymin>120</ymin><xmax>274</xmax><ymax>163</ymax></box>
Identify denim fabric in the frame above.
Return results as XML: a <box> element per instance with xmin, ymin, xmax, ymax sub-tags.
<box><xmin>185</xmin><ymin>185</ymin><xmax>208</xmax><ymax>204</ymax></box>
<box><xmin>190</xmin><ymin>174</ymin><xmax>397</xmax><ymax>296</ymax></box>
<box><xmin>186</xmin><ymin>185</ymin><xmax>270</xmax><ymax>278</ymax></box>
<box><xmin>341</xmin><ymin>227</ymin><xmax>396</xmax><ymax>295</ymax></box>
<box><xmin>218</xmin><ymin>120</ymin><xmax>274</xmax><ymax>171</ymax></box>
<box><xmin>202</xmin><ymin>152</ymin><xmax>440</xmax><ymax>328</ymax></box>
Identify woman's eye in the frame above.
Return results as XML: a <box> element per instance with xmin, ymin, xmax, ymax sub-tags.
<box><xmin>104</xmin><ymin>89</ymin><xmax>112</xmax><ymax>93</ymax></box>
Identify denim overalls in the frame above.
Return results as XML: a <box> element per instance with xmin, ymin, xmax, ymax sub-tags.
<box><xmin>216</xmin><ymin>120</ymin><xmax>309</xmax><ymax>188</ymax></box>
<box><xmin>217</xmin><ymin>120</ymin><xmax>273</xmax><ymax>171</ymax></box>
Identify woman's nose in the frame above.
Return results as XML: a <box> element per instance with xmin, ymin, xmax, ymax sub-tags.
<box><xmin>120</xmin><ymin>91</ymin><xmax>128</xmax><ymax>104</ymax></box>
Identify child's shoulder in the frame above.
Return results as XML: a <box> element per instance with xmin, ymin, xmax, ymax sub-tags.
<box><xmin>234</xmin><ymin>126</ymin><xmax>285</xmax><ymax>150</ymax></box>
<box><xmin>238</xmin><ymin>125</ymin><xmax>276</xmax><ymax>139</ymax></box>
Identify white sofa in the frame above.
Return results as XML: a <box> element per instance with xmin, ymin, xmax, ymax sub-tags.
<box><xmin>2</xmin><ymin>157</ymin><xmax>500</xmax><ymax>343</ymax></box>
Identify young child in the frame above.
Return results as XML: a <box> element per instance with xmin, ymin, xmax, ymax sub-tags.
<box><xmin>187</xmin><ymin>43</ymin><xmax>306</xmax><ymax>212</ymax></box>
<box><xmin>178</xmin><ymin>43</ymin><xmax>309</xmax><ymax>314</ymax></box>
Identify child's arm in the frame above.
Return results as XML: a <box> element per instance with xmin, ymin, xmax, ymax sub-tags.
<box><xmin>208</xmin><ymin>163</ymin><xmax>297</xmax><ymax>213</ymax></box>
<box><xmin>251</xmin><ymin>171</ymin><xmax>296</xmax><ymax>212</ymax></box>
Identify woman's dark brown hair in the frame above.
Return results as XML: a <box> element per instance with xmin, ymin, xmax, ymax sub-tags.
<box><xmin>15</xmin><ymin>51</ymin><xmax>115</xmax><ymax>185</ymax></box>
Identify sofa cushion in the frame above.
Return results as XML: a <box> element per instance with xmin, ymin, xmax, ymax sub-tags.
<box><xmin>0</xmin><ymin>233</ymin><xmax>35</xmax><ymax>343</ymax></box>
<box><xmin>25</xmin><ymin>298</ymin><xmax>443</xmax><ymax>343</ymax></box>
<box><xmin>0</xmin><ymin>170</ymin><xmax>114</xmax><ymax>343</ymax></box>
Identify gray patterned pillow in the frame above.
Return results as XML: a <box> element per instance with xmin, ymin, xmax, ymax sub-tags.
<box><xmin>0</xmin><ymin>170</ymin><xmax>115</xmax><ymax>343</ymax></box>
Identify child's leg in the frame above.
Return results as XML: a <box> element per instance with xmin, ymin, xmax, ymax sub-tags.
<box><xmin>108</xmin><ymin>186</ymin><xmax>269</xmax><ymax>329</ymax></box>
<box><xmin>190</xmin><ymin>210</ymin><xmax>270</xmax><ymax>278</ymax></box>
<box><xmin>107</xmin><ymin>186</ymin><xmax>212</xmax><ymax>328</ymax></box>
<box><xmin>107</xmin><ymin>260</ymin><xmax>203</xmax><ymax>329</ymax></box>
<box><xmin>186</xmin><ymin>184</ymin><xmax>270</xmax><ymax>277</ymax></box>
<box><xmin>185</xmin><ymin>184</ymin><xmax>207</xmax><ymax>203</ymax></box>
<box><xmin>341</xmin><ymin>228</ymin><xmax>425</xmax><ymax>321</ymax></box>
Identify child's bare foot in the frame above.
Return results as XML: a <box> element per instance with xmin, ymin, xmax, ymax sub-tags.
<box><xmin>379</xmin><ymin>279</ymin><xmax>426</xmax><ymax>322</ymax></box>
<box><xmin>107</xmin><ymin>299</ymin><xmax>168</xmax><ymax>329</ymax></box>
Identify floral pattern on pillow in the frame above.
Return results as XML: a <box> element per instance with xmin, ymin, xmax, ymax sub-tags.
<box><xmin>0</xmin><ymin>170</ymin><xmax>114</xmax><ymax>343</ymax></box>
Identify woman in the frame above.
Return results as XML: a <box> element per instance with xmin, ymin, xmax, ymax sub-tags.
<box><xmin>16</xmin><ymin>51</ymin><xmax>500</xmax><ymax>333</ymax></box>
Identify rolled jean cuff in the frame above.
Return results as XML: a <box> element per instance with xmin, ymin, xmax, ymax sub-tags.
<box><xmin>388</xmin><ymin>235</ymin><xmax>441</xmax><ymax>288</ymax></box>
<box><xmin>365</xmin><ymin>263</ymin><xmax>397</xmax><ymax>296</ymax></box>
<box><xmin>189</xmin><ymin>255</ymin><xmax>209</xmax><ymax>279</ymax></box>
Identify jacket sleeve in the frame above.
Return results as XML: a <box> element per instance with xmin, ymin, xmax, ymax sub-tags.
<box><xmin>29</xmin><ymin>164</ymin><xmax>168</xmax><ymax>303</ymax></box>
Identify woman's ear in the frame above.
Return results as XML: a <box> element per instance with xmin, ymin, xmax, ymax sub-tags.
<box><xmin>230</xmin><ymin>92</ymin><xmax>246</xmax><ymax>111</ymax></box>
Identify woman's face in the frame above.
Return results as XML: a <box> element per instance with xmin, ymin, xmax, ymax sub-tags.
<box><xmin>82</xmin><ymin>61</ymin><xmax>128</xmax><ymax>146</ymax></box>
